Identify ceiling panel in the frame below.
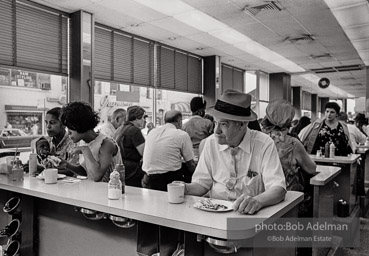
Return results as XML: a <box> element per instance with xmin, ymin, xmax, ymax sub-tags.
<box><xmin>186</xmin><ymin>33</ymin><xmax>228</xmax><ymax>47</ymax></box>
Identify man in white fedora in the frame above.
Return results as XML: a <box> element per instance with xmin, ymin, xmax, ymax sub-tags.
<box><xmin>185</xmin><ymin>89</ymin><xmax>286</xmax><ymax>214</ymax></box>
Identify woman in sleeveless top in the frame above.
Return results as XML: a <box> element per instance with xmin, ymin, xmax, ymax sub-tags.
<box><xmin>58</xmin><ymin>102</ymin><xmax>121</xmax><ymax>182</ymax></box>
<box><xmin>262</xmin><ymin>100</ymin><xmax>317</xmax><ymax>216</ymax></box>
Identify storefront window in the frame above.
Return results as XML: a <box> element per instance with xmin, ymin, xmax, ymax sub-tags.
<box><xmin>155</xmin><ymin>89</ymin><xmax>198</xmax><ymax>127</ymax></box>
<box><xmin>94</xmin><ymin>81</ymin><xmax>154</xmax><ymax>131</ymax></box>
<box><xmin>0</xmin><ymin>68</ymin><xmax>68</xmax><ymax>140</ymax></box>
<box><xmin>93</xmin><ymin>80</ymin><xmax>199</xmax><ymax>136</ymax></box>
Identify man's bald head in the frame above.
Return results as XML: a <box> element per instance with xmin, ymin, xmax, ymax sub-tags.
<box><xmin>164</xmin><ymin>110</ymin><xmax>182</xmax><ymax>128</ymax></box>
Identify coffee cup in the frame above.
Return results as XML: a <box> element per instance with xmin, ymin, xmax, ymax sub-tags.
<box><xmin>44</xmin><ymin>168</ymin><xmax>58</xmax><ymax>184</ymax></box>
<box><xmin>167</xmin><ymin>183</ymin><xmax>185</xmax><ymax>204</ymax></box>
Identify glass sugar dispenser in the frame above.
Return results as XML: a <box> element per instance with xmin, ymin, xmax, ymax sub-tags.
<box><xmin>108</xmin><ymin>164</ymin><xmax>124</xmax><ymax>200</ymax></box>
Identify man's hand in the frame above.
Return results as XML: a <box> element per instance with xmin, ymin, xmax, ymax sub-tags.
<box><xmin>232</xmin><ymin>194</ymin><xmax>261</xmax><ymax>215</ymax></box>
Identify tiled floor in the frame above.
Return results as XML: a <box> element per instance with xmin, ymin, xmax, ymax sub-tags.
<box><xmin>343</xmin><ymin>217</ymin><xmax>369</xmax><ymax>256</ymax></box>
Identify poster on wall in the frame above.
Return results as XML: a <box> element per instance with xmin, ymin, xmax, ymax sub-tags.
<box><xmin>11</xmin><ymin>70</ymin><xmax>37</xmax><ymax>88</ymax></box>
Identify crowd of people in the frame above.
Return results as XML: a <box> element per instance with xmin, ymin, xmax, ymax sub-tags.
<box><xmin>26</xmin><ymin>90</ymin><xmax>369</xmax><ymax>256</ymax></box>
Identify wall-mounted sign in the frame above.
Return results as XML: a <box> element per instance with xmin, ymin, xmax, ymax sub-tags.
<box><xmin>318</xmin><ymin>77</ymin><xmax>330</xmax><ymax>89</ymax></box>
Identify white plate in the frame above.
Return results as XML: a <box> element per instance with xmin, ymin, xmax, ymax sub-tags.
<box><xmin>36</xmin><ymin>173</ymin><xmax>67</xmax><ymax>180</ymax></box>
<box><xmin>193</xmin><ymin>199</ymin><xmax>233</xmax><ymax>212</ymax></box>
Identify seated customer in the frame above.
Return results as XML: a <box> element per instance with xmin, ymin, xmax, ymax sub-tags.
<box><xmin>185</xmin><ymin>90</ymin><xmax>286</xmax><ymax>214</ymax></box>
<box><xmin>261</xmin><ymin>100</ymin><xmax>317</xmax><ymax>216</ymax></box>
<box><xmin>142</xmin><ymin>110</ymin><xmax>195</xmax><ymax>189</ymax></box>
<box><xmin>114</xmin><ymin>106</ymin><xmax>146</xmax><ymax>187</ymax></box>
<box><xmin>58</xmin><ymin>102</ymin><xmax>121</xmax><ymax>182</ymax></box>
<box><xmin>183</xmin><ymin>97</ymin><xmax>213</xmax><ymax>159</ymax></box>
<box><xmin>45</xmin><ymin>107</ymin><xmax>79</xmax><ymax>175</ymax></box>
<box><xmin>27</xmin><ymin>137</ymin><xmax>51</xmax><ymax>173</ymax></box>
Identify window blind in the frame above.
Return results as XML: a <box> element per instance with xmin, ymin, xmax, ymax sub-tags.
<box><xmin>0</xmin><ymin>0</ymin><xmax>68</xmax><ymax>74</ymax></box>
<box><xmin>221</xmin><ymin>64</ymin><xmax>244</xmax><ymax>94</ymax></box>
<box><xmin>0</xmin><ymin>0</ymin><xmax>13</xmax><ymax>66</ymax></box>
<box><xmin>158</xmin><ymin>44</ymin><xmax>202</xmax><ymax>94</ymax></box>
<box><xmin>94</xmin><ymin>24</ymin><xmax>154</xmax><ymax>87</ymax></box>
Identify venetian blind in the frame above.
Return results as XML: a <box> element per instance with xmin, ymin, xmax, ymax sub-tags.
<box><xmin>221</xmin><ymin>64</ymin><xmax>244</xmax><ymax>94</ymax></box>
<box><xmin>158</xmin><ymin>45</ymin><xmax>202</xmax><ymax>94</ymax></box>
<box><xmin>94</xmin><ymin>24</ymin><xmax>154</xmax><ymax>87</ymax></box>
<box><xmin>0</xmin><ymin>0</ymin><xmax>68</xmax><ymax>74</ymax></box>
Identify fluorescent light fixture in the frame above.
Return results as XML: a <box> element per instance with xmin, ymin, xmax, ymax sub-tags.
<box><xmin>175</xmin><ymin>10</ymin><xmax>228</xmax><ymax>33</ymax></box>
<box><xmin>209</xmin><ymin>29</ymin><xmax>252</xmax><ymax>45</ymax></box>
<box><xmin>324</xmin><ymin>0</ymin><xmax>369</xmax><ymax>65</ymax></box>
<box><xmin>134</xmin><ymin>0</ymin><xmax>194</xmax><ymax>16</ymax></box>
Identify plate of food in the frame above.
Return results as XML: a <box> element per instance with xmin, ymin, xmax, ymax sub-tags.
<box><xmin>193</xmin><ymin>198</ymin><xmax>233</xmax><ymax>212</ymax></box>
<box><xmin>36</xmin><ymin>172</ymin><xmax>66</xmax><ymax>180</ymax></box>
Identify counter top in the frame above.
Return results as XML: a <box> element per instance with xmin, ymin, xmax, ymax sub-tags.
<box><xmin>310</xmin><ymin>165</ymin><xmax>341</xmax><ymax>186</ymax></box>
<box><xmin>0</xmin><ymin>175</ymin><xmax>302</xmax><ymax>240</ymax></box>
<box><xmin>309</xmin><ymin>154</ymin><xmax>360</xmax><ymax>164</ymax></box>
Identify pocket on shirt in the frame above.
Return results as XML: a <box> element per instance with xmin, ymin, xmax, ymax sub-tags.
<box><xmin>241</xmin><ymin>173</ymin><xmax>264</xmax><ymax>197</ymax></box>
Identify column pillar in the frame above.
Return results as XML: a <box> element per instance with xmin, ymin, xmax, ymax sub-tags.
<box><xmin>320</xmin><ymin>97</ymin><xmax>330</xmax><ymax>114</ymax></box>
<box><xmin>269</xmin><ymin>73</ymin><xmax>291</xmax><ymax>101</ymax></box>
<box><xmin>365</xmin><ymin>66</ymin><xmax>369</xmax><ymax>116</ymax></box>
<box><xmin>70</xmin><ymin>11</ymin><xmax>94</xmax><ymax>104</ymax></box>
<box><xmin>292</xmin><ymin>87</ymin><xmax>302</xmax><ymax>118</ymax></box>
<box><xmin>203</xmin><ymin>56</ymin><xmax>221</xmax><ymax>107</ymax></box>
<box><xmin>311</xmin><ymin>94</ymin><xmax>319</xmax><ymax>121</ymax></box>
<box><xmin>341</xmin><ymin>99</ymin><xmax>347</xmax><ymax>113</ymax></box>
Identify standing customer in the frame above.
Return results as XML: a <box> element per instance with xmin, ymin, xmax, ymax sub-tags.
<box><xmin>58</xmin><ymin>102</ymin><xmax>121</xmax><ymax>182</ymax></box>
<box><xmin>299</xmin><ymin>102</ymin><xmax>352</xmax><ymax>156</ymax></box>
<box><xmin>261</xmin><ymin>100</ymin><xmax>316</xmax><ymax>216</ymax></box>
<box><xmin>183</xmin><ymin>97</ymin><xmax>213</xmax><ymax>159</ymax></box>
<box><xmin>99</xmin><ymin>108</ymin><xmax>126</xmax><ymax>138</ymax></box>
<box><xmin>185</xmin><ymin>89</ymin><xmax>286</xmax><ymax>215</ymax></box>
<box><xmin>114</xmin><ymin>105</ymin><xmax>146</xmax><ymax>187</ymax></box>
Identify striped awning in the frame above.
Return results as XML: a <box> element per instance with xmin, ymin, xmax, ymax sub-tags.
<box><xmin>171</xmin><ymin>102</ymin><xmax>191</xmax><ymax>114</ymax></box>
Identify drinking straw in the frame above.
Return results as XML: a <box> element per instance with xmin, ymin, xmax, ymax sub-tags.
<box><xmin>12</xmin><ymin>146</ymin><xmax>19</xmax><ymax>163</ymax></box>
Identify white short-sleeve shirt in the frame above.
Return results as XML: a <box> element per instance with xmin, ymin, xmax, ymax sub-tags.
<box><xmin>192</xmin><ymin>129</ymin><xmax>286</xmax><ymax>201</ymax></box>
<box><xmin>142</xmin><ymin>123</ymin><xmax>194</xmax><ymax>174</ymax></box>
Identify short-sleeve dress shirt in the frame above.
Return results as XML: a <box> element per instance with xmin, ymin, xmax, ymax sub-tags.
<box><xmin>142</xmin><ymin>123</ymin><xmax>194</xmax><ymax>174</ymax></box>
<box><xmin>192</xmin><ymin>129</ymin><xmax>286</xmax><ymax>201</ymax></box>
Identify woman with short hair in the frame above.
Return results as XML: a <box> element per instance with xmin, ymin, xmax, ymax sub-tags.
<box><xmin>299</xmin><ymin>102</ymin><xmax>352</xmax><ymax>156</ymax></box>
<box><xmin>58</xmin><ymin>102</ymin><xmax>121</xmax><ymax>182</ymax></box>
<box><xmin>114</xmin><ymin>105</ymin><xmax>146</xmax><ymax>187</ymax></box>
